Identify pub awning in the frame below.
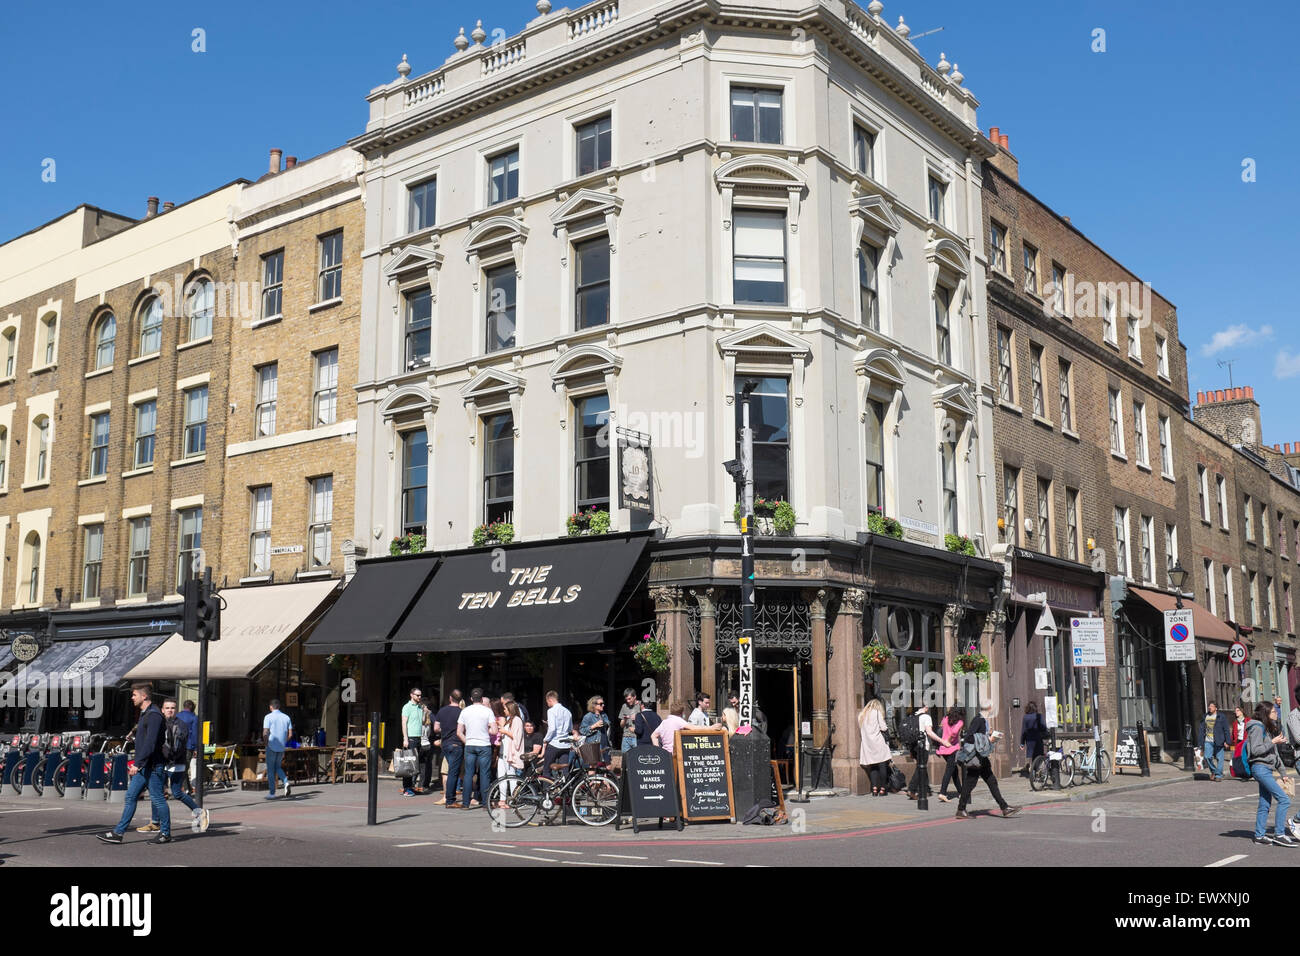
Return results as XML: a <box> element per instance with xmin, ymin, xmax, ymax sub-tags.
<box><xmin>1129</xmin><ymin>586</ymin><xmax>1238</xmax><ymax>644</ymax></box>
<box><xmin>21</xmin><ymin>634</ymin><xmax>172</xmax><ymax>686</ymax></box>
<box><xmin>304</xmin><ymin>555</ymin><xmax>440</xmax><ymax>655</ymax></box>
<box><xmin>127</xmin><ymin>579</ymin><xmax>340</xmax><ymax>679</ymax></box>
<box><xmin>388</xmin><ymin>532</ymin><xmax>652</xmax><ymax>652</ymax></box>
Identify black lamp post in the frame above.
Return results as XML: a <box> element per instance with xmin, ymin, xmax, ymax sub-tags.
<box><xmin>1169</xmin><ymin>562</ymin><xmax>1195</xmax><ymax>771</ymax></box>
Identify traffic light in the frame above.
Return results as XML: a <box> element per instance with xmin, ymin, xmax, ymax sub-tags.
<box><xmin>182</xmin><ymin>578</ymin><xmax>199</xmax><ymax>642</ymax></box>
<box><xmin>182</xmin><ymin>574</ymin><xmax>221</xmax><ymax>642</ymax></box>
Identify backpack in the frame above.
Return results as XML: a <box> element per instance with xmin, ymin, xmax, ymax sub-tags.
<box><xmin>898</xmin><ymin>714</ymin><xmax>923</xmax><ymax>751</ymax></box>
<box><xmin>162</xmin><ymin>717</ymin><xmax>189</xmax><ymax>764</ymax></box>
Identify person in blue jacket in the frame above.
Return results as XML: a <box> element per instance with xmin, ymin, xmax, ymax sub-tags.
<box><xmin>1019</xmin><ymin>700</ymin><xmax>1047</xmax><ymax>771</ymax></box>
<box><xmin>1200</xmin><ymin>700</ymin><xmax>1231</xmax><ymax>781</ymax></box>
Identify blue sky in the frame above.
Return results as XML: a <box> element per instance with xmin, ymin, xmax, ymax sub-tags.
<box><xmin>2</xmin><ymin>0</ymin><xmax>1296</xmax><ymax>441</ymax></box>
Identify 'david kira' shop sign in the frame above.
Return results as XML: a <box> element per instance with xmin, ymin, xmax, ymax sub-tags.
<box><xmin>457</xmin><ymin>565</ymin><xmax>582</xmax><ymax>611</ymax></box>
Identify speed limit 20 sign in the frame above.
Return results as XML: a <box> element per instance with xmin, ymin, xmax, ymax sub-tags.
<box><xmin>1229</xmin><ymin>641</ymin><xmax>1248</xmax><ymax>665</ymax></box>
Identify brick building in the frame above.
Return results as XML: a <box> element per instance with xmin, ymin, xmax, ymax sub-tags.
<box><xmin>982</xmin><ymin>132</ymin><xmax>1198</xmax><ymax>762</ymax></box>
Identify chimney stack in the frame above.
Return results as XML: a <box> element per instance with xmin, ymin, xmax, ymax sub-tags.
<box><xmin>987</xmin><ymin>125</ymin><xmax>1019</xmax><ymax>184</ymax></box>
<box><xmin>162</xmin><ymin>201</ymin><xmax>174</xmax><ymax>213</ymax></box>
<box><xmin>269</xmin><ymin>148</ymin><xmax>283</xmax><ymax>174</ymax></box>
<box><xmin>1000</xmin><ymin>133</ymin><xmax>1009</xmax><ymax>150</ymax></box>
<box><xmin>285</xmin><ymin>156</ymin><xmax>298</xmax><ymax>169</ymax></box>
<box><xmin>989</xmin><ymin>126</ymin><xmax>1000</xmax><ymax>143</ymax></box>
<box><xmin>145</xmin><ymin>196</ymin><xmax>159</xmax><ymax>218</ymax></box>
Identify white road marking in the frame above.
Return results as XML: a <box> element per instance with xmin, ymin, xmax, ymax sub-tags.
<box><xmin>1224</xmin><ymin>796</ymin><xmax>1247</xmax><ymax>802</ymax></box>
<box><xmin>442</xmin><ymin>844</ymin><xmax>631</xmax><ymax>866</ymax></box>
<box><xmin>0</xmin><ymin>807</ymin><xmax>63</xmax><ymax>813</ymax></box>
<box><xmin>667</xmin><ymin>858</ymin><xmax>725</xmax><ymax>865</ymax></box>
<box><xmin>600</xmin><ymin>853</ymin><xmax>649</xmax><ymax>860</ymax></box>
<box><xmin>395</xmin><ymin>842</ymin><xmax>436</xmax><ymax>847</ymax></box>
<box><xmin>530</xmin><ymin>847</ymin><xmax>582</xmax><ymax>855</ymax></box>
<box><xmin>1205</xmin><ymin>854</ymin><xmax>1249</xmax><ymax>868</ymax></box>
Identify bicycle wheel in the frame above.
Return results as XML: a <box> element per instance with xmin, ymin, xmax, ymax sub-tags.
<box><xmin>9</xmin><ymin>759</ymin><xmax>23</xmax><ymax>795</ymax></box>
<box><xmin>1097</xmin><ymin>750</ymin><xmax>1112</xmax><ymax>783</ymax></box>
<box><xmin>486</xmin><ymin>776</ymin><xmax>541</xmax><ymax>828</ymax></box>
<box><xmin>53</xmin><ymin>758</ymin><xmax>70</xmax><ymax>797</ymax></box>
<box><xmin>1029</xmin><ymin>755</ymin><xmax>1050</xmax><ymax>792</ymax></box>
<box><xmin>31</xmin><ymin>758</ymin><xmax>48</xmax><ymax>796</ymax></box>
<box><xmin>1057</xmin><ymin>754</ymin><xmax>1075</xmax><ymax>788</ymax></box>
<box><xmin>570</xmin><ymin>773</ymin><xmax>620</xmax><ymax>827</ymax></box>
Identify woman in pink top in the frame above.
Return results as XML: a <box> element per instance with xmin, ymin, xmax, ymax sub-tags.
<box><xmin>652</xmin><ymin>705</ymin><xmax>691</xmax><ymax>755</ymax></box>
<box><xmin>935</xmin><ymin>707</ymin><xmax>964</xmax><ymax>803</ymax></box>
<box><xmin>495</xmin><ymin>700</ymin><xmax>524</xmax><ymax>803</ymax></box>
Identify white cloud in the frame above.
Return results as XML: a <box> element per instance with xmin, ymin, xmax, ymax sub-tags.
<box><xmin>1276</xmin><ymin>350</ymin><xmax>1300</xmax><ymax>380</ymax></box>
<box><xmin>1201</xmin><ymin>323</ymin><xmax>1273</xmax><ymax>356</ymax></box>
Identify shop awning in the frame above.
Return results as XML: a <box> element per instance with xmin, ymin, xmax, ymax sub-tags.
<box><xmin>389</xmin><ymin>533</ymin><xmax>652</xmax><ymax>652</ymax></box>
<box><xmin>21</xmin><ymin>634</ymin><xmax>172</xmax><ymax>685</ymax></box>
<box><xmin>304</xmin><ymin>555</ymin><xmax>440</xmax><ymax>655</ymax></box>
<box><xmin>127</xmin><ymin>579</ymin><xmax>340</xmax><ymax>679</ymax></box>
<box><xmin>52</xmin><ymin>602</ymin><xmax>183</xmax><ymax>644</ymax></box>
<box><xmin>1129</xmin><ymin>587</ymin><xmax>1238</xmax><ymax>643</ymax></box>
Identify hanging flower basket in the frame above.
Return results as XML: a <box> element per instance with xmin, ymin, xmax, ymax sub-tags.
<box><xmin>390</xmin><ymin>533</ymin><xmax>426</xmax><ymax>556</ymax></box>
<box><xmin>953</xmin><ymin>644</ymin><xmax>991</xmax><ymax>674</ymax></box>
<box><xmin>473</xmin><ymin>521</ymin><xmax>515</xmax><ymax>546</ymax></box>
<box><xmin>945</xmin><ymin>533</ymin><xmax>977</xmax><ymax>556</ymax></box>
<box><xmin>631</xmin><ymin>633</ymin><xmax>670</xmax><ymax>674</ymax></box>
<box><xmin>861</xmin><ymin>642</ymin><xmax>894</xmax><ymax>674</ymax></box>
<box><xmin>867</xmin><ymin>508</ymin><xmax>904</xmax><ymax>539</ymax></box>
<box><xmin>566</xmin><ymin>508</ymin><xmax>611</xmax><ymax>537</ymax></box>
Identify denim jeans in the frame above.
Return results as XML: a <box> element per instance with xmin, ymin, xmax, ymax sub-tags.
<box><xmin>114</xmin><ymin>765</ymin><xmax>170</xmax><ymax>837</ymax></box>
<box><xmin>1204</xmin><ymin>741</ymin><xmax>1222</xmax><ymax>777</ymax></box>
<box><xmin>168</xmin><ymin>769</ymin><xmax>199</xmax><ymax>813</ymax></box>
<box><xmin>1255</xmin><ymin>764</ymin><xmax>1291</xmax><ymax>839</ymax></box>
<box><xmin>621</xmin><ymin>731</ymin><xmax>637</xmax><ymax>753</ymax></box>
<box><xmin>463</xmin><ymin>745</ymin><xmax>491</xmax><ymax>806</ymax></box>
<box><xmin>265</xmin><ymin>748</ymin><xmax>288</xmax><ymax>796</ymax></box>
<box><xmin>443</xmin><ymin>744</ymin><xmax>465</xmax><ymax>804</ymax></box>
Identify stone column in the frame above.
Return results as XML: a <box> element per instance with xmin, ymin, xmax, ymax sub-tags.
<box><xmin>692</xmin><ymin>587</ymin><xmax>717</xmax><ymax>701</ymax></box>
<box><xmin>651</xmin><ymin>586</ymin><xmax>688</xmax><ymax>717</ymax></box>
<box><xmin>807</xmin><ymin>588</ymin><xmax>830</xmax><ymax>750</ymax></box>
<box><xmin>831</xmin><ymin>587</ymin><xmax>866</xmax><ymax>792</ymax></box>
<box><xmin>982</xmin><ymin>604</ymin><xmax>1011</xmax><ymax>777</ymax></box>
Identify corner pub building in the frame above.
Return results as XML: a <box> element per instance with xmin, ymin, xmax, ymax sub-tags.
<box><xmin>306</xmin><ymin>0</ymin><xmax>1008</xmax><ymax>792</ymax></box>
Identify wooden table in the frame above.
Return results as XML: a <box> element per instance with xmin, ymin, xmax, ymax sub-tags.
<box><xmin>243</xmin><ymin>746</ymin><xmax>341</xmax><ymax>788</ymax></box>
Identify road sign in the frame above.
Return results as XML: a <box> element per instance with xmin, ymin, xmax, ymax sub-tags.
<box><xmin>1229</xmin><ymin>641</ymin><xmax>1248</xmax><ymax>665</ymax></box>
<box><xmin>1070</xmin><ymin>616</ymin><xmax>1107</xmax><ymax>667</ymax></box>
<box><xmin>1163</xmin><ymin>608</ymin><xmax>1196</xmax><ymax>662</ymax></box>
<box><xmin>1034</xmin><ymin>603</ymin><xmax>1058</xmax><ymax>637</ymax></box>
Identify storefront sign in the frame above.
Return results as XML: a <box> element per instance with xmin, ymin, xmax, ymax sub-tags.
<box><xmin>1070</xmin><ymin>616</ymin><xmax>1107</xmax><ymax>667</ymax></box>
<box><xmin>1115</xmin><ymin>727</ymin><xmax>1142</xmax><ymax>768</ymax></box>
<box><xmin>618</xmin><ymin>431</ymin><xmax>653</xmax><ymax>514</ymax></box>
<box><xmin>674</xmin><ymin>727</ymin><xmax>735</xmax><ymax>822</ymax></box>
<box><xmin>1011</xmin><ymin>568</ymin><xmax>1100</xmax><ymax>615</ymax></box>
<box><xmin>620</xmin><ymin>745</ymin><xmax>682</xmax><ymax>832</ymax></box>
<box><xmin>737</xmin><ymin>637</ymin><xmax>754</xmax><ymax>727</ymax></box>
<box><xmin>9</xmin><ymin>634</ymin><xmax>40</xmax><ymax>663</ymax></box>
<box><xmin>1163</xmin><ymin>608</ymin><xmax>1196</xmax><ymax>662</ymax></box>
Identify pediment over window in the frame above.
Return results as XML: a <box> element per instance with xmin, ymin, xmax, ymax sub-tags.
<box><xmin>380</xmin><ymin>382</ymin><xmax>438</xmax><ymax>419</ymax></box>
<box><xmin>550</xmin><ymin>189</ymin><xmax>623</xmax><ymax>228</ymax></box>
<box><xmin>926</xmin><ymin>236</ymin><xmax>969</xmax><ymax>276</ymax></box>
<box><xmin>849</xmin><ymin>194</ymin><xmax>902</xmax><ymax>238</ymax></box>
<box><xmin>853</xmin><ymin>348</ymin><xmax>906</xmax><ymax>388</ymax></box>
<box><xmin>717</xmin><ymin>322</ymin><xmax>811</xmax><ymax>360</ymax></box>
<box><xmin>461</xmin><ymin>366</ymin><xmax>526</xmax><ymax>403</ymax></box>
<box><xmin>549</xmin><ymin>344</ymin><xmax>622</xmax><ymax>385</ymax></box>
<box><xmin>464</xmin><ymin>216</ymin><xmax>529</xmax><ymax>255</ymax></box>
<box><xmin>715</xmin><ymin>155</ymin><xmax>808</xmax><ymax>191</ymax></box>
<box><xmin>383</xmin><ymin>244</ymin><xmax>443</xmax><ymax>282</ymax></box>
<box><xmin>933</xmin><ymin>383</ymin><xmax>978</xmax><ymax>418</ymax></box>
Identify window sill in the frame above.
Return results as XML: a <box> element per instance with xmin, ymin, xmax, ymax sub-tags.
<box><xmin>116</xmin><ymin>597</ymin><xmax>149</xmax><ymax>606</ymax></box>
<box><xmin>252</xmin><ymin>315</ymin><xmax>283</xmax><ymax>329</ymax></box>
<box><xmin>1111</xmin><ymin>451</ymin><xmax>1128</xmax><ymax>463</ymax></box>
<box><xmin>85</xmin><ymin>366</ymin><xmax>113</xmax><ymax>380</ymax></box>
<box><xmin>129</xmin><ymin>353</ymin><xmax>160</xmax><ymax>368</ymax></box>
<box><xmin>1220</xmin><ymin>526</ymin><xmax>1231</xmax><ymax>534</ymax></box>
<box><xmin>240</xmin><ymin>575</ymin><xmax>273</xmax><ymax>585</ymax></box>
<box><xmin>177</xmin><ymin>336</ymin><xmax>213</xmax><ymax>353</ymax></box>
<box><xmin>308</xmin><ymin>298</ymin><xmax>343</xmax><ymax>314</ymax></box>
<box><xmin>69</xmin><ymin>600</ymin><xmax>103</xmax><ymax>611</ymax></box>
<box><xmin>78</xmin><ymin>475</ymin><xmax>108</xmax><ymax>487</ymax></box>
<box><xmin>122</xmin><ymin>465</ymin><xmax>154</xmax><ymax>479</ymax></box>
<box><xmin>0</xmin><ymin>376</ymin><xmax>13</xmax><ymax>386</ymax></box>
<box><xmin>1161</xmin><ymin>472</ymin><xmax>1176</xmax><ymax>484</ymax></box>
<box><xmin>998</xmin><ymin>400</ymin><xmax>1023</xmax><ymax>416</ymax></box>
<box><xmin>1032</xmin><ymin>414</ymin><xmax>1054</xmax><ymax>430</ymax></box>
<box><xmin>297</xmin><ymin>569</ymin><xmax>333</xmax><ymax>580</ymax></box>
<box><xmin>1158</xmin><ymin>371</ymin><xmax>1171</xmax><ymax>384</ymax></box>
<box><xmin>1201</xmin><ymin>518</ymin><xmax>1212</xmax><ymax>527</ymax></box>
<box><xmin>1023</xmin><ymin>286</ymin><xmax>1044</xmax><ymax>302</ymax></box>
<box><xmin>1062</xmin><ymin>428</ymin><xmax>1080</xmax><ymax>442</ymax></box>
<box><xmin>163</xmin><ymin>593</ymin><xmax>183</xmax><ymax>603</ymax></box>
<box><xmin>21</xmin><ymin>480</ymin><xmax>50</xmax><ymax>491</ymax></box>
<box><xmin>29</xmin><ymin>363</ymin><xmax>56</xmax><ymax>375</ymax></box>
<box><xmin>170</xmin><ymin>455</ymin><xmax>206</xmax><ymax>468</ymax></box>
<box><xmin>1128</xmin><ymin>353</ymin><xmax>1143</xmax><ymax>365</ymax></box>
<box><xmin>1103</xmin><ymin>339</ymin><xmax>1119</xmax><ymax>351</ymax></box>
<box><xmin>1136</xmin><ymin>461</ymin><xmax>1152</xmax><ymax>473</ymax></box>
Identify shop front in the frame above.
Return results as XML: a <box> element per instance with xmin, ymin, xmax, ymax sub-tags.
<box><xmin>1003</xmin><ymin>550</ymin><xmax>1106</xmax><ymax>770</ymax></box>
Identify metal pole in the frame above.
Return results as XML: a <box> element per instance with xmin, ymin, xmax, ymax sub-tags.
<box><xmin>1175</xmin><ymin>591</ymin><xmax>1194</xmax><ymax>771</ymax></box>
<box><xmin>367</xmin><ymin>711</ymin><xmax>381</xmax><ymax>826</ymax></box>
<box><xmin>739</xmin><ymin>384</ymin><xmax>756</xmax><ymax>729</ymax></box>
<box><xmin>197</xmin><ymin>630</ymin><xmax>208</xmax><ymax>808</ymax></box>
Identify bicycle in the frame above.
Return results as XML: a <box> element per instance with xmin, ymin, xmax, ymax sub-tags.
<box><xmin>1065</xmin><ymin>734</ymin><xmax>1111</xmax><ymax>785</ymax></box>
<box><xmin>50</xmin><ymin>733</ymin><xmax>111</xmax><ymax>798</ymax></box>
<box><xmin>486</xmin><ymin>741</ymin><xmax>620</xmax><ymax>828</ymax></box>
<box><xmin>1028</xmin><ymin>743</ymin><xmax>1073</xmax><ymax>791</ymax></box>
<box><xmin>10</xmin><ymin>733</ymin><xmax>48</xmax><ymax>795</ymax></box>
<box><xmin>30</xmin><ymin>732</ymin><xmax>70</xmax><ymax>797</ymax></box>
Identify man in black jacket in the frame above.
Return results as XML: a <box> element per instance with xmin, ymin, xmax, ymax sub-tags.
<box><xmin>97</xmin><ymin>682</ymin><xmax>172</xmax><ymax>844</ymax></box>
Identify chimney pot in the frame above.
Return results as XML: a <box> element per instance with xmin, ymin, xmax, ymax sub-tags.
<box><xmin>145</xmin><ymin>196</ymin><xmax>159</xmax><ymax>218</ymax></box>
<box><xmin>285</xmin><ymin>156</ymin><xmax>298</xmax><ymax>169</ymax></box>
<box><xmin>162</xmin><ymin>201</ymin><xmax>174</xmax><ymax>212</ymax></box>
<box><xmin>1215</xmin><ymin>389</ymin><xmax>1225</xmax><ymax>402</ymax></box>
<box><xmin>1275</xmin><ymin>444</ymin><xmax>1281</xmax><ymax>452</ymax></box>
<box><xmin>1236</xmin><ymin>387</ymin><xmax>1244</xmax><ymax>400</ymax></box>
<box><xmin>269</xmin><ymin>148</ymin><xmax>283</xmax><ymax>174</ymax></box>
<box><xmin>1246</xmin><ymin>386</ymin><xmax>1254</xmax><ymax>399</ymax></box>
<box><xmin>1000</xmin><ymin>133</ymin><xmax>1009</xmax><ymax>150</ymax></box>
<box><xmin>989</xmin><ymin>126</ymin><xmax>1000</xmax><ymax>142</ymax></box>
<box><xmin>1196</xmin><ymin>390</ymin><xmax>1204</xmax><ymax>404</ymax></box>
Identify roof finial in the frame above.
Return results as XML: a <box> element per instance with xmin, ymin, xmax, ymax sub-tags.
<box><xmin>471</xmin><ymin>19</ymin><xmax>487</xmax><ymax>45</ymax></box>
<box><xmin>937</xmin><ymin>51</ymin><xmax>950</xmax><ymax>75</ymax></box>
<box><xmin>950</xmin><ymin>62</ymin><xmax>963</xmax><ymax>85</ymax></box>
<box><xmin>454</xmin><ymin>27</ymin><xmax>469</xmax><ymax>52</ymax></box>
<box><xmin>396</xmin><ymin>54</ymin><xmax>412</xmax><ymax>79</ymax></box>
<box><xmin>895</xmin><ymin>15</ymin><xmax>910</xmax><ymax>38</ymax></box>
<box><xmin>867</xmin><ymin>0</ymin><xmax>883</xmax><ymax>17</ymax></box>
<box><xmin>537</xmin><ymin>0</ymin><xmax>552</xmax><ymax>13</ymax></box>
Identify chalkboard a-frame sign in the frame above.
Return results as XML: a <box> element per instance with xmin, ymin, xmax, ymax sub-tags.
<box><xmin>618</xmin><ymin>745</ymin><xmax>683</xmax><ymax>832</ymax></box>
<box><xmin>674</xmin><ymin>727</ymin><xmax>735</xmax><ymax>823</ymax></box>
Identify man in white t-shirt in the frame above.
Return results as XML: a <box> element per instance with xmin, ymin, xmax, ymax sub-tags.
<box><xmin>906</xmin><ymin>705</ymin><xmax>947</xmax><ymax>800</ymax></box>
<box><xmin>457</xmin><ymin>688</ymin><xmax>496</xmax><ymax>809</ymax></box>
<box><xmin>688</xmin><ymin>692</ymin><xmax>716</xmax><ymax>728</ymax></box>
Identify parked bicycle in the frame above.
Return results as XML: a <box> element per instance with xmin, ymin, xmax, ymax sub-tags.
<box><xmin>1064</xmin><ymin>733</ymin><xmax>1112</xmax><ymax>785</ymax></box>
<box><xmin>30</xmin><ymin>732</ymin><xmax>69</xmax><ymax>796</ymax></box>
<box><xmin>1029</xmin><ymin>742</ymin><xmax>1070</xmax><ymax>791</ymax></box>
<box><xmin>10</xmin><ymin>733</ymin><xmax>49</xmax><ymax>795</ymax></box>
<box><xmin>486</xmin><ymin>741</ymin><xmax>621</xmax><ymax>828</ymax></box>
<box><xmin>49</xmin><ymin>733</ymin><xmax>113</xmax><ymax>798</ymax></box>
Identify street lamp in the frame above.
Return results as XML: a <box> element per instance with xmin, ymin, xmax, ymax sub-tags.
<box><xmin>1168</xmin><ymin>561</ymin><xmax>1195</xmax><ymax>771</ymax></box>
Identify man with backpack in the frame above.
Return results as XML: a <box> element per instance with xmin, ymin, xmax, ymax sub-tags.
<box><xmin>96</xmin><ymin>683</ymin><xmax>172</xmax><ymax>845</ymax></box>
<box><xmin>954</xmin><ymin>703</ymin><xmax>1021</xmax><ymax>819</ymax></box>
<box><xmin>901</xmin><ymin>704</ymin><xmax>947</xmax><ymax>801</ymax></box>
<box><xmin>138</xmin><ymin>699</ymin><xmax>210</xmax><ymax>834</ymax></box>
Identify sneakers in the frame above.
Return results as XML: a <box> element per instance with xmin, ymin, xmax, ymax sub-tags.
<box><xmin>401</xmin><ymin>789</ymin><xmax>415</xmax><ymax>797</ymax></box>
<box><xmin>1273</xmin><ymin>833</ymin><xmax>1300</xmax><ymax>848</ymax></box>
<box><xmin>954</xmin><ymin>810</ymin><xmax>971</xmax><ymax>819</ymax></box>
<box><xmin>148</xmin><ymin>834</ymin><xmax>173</xmax><ymax>845</ymax></box>
<box><xmin>264</xmin><ymin>793</ymin><xmax>278</xmax><ymax>800</ymax></box>
<box><xmin>1002</xmin><ymin>806</ymin><xmax>1023</xmax><ymax>818</ymax></box>
<box><xmin>96</xmin><ymin>831</ymin><xmax>123</xmax><ymax>844</ymax></box>
<box><xmin>1253</xmin><ymin>836</ymin><xmax>1274</xmax><ymax>846</ymax></box>
<box><xmin>136</xmin><ymin>822</ymin><xmax>160</xmax><ymax>833</ymax></box>
<box><xmin>283</xmin><ymin>780</ymin><xmax>291</xmax><ymax>798</ymax></box>
<box><xmin>198</xmin><ymin>808</ymin><xmax>211</xmax><ymax>833</ymax></box>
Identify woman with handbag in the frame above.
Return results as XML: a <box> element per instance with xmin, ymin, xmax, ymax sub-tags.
<box><xmin>935</xmin><ymin>707</ymin><xmax>964</xmax><ymax>803</ymax></box>
<box><xmin>1245</xmin><ymin>701</ymin><xmax>1297</xmax><ymax>847</ymax></box>
<box><xmin>1230</xmin><ymin>704</ymin><xmax>1250</xmax><ymax>779</ymax></box>
<box><xmin>857</xmin><ymin>699</ymin><xmax>891</xmax><ymax>796</ymax></box>
<box><xmin>955</xmin><ymin>703</ymin><xmax>1021</xmax><ymax>820</ymax></box>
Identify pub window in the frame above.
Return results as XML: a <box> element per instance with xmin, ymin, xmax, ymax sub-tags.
<box><xmin>483</xmin><ymin>413</ymin><xmax>515</xmax><ymax>525</ymax></box>
<box><xmin>864</xmin><ymin>398</ymin><xmax>886</xmax><ymax>514</ymax></box>
<box><xmin>735</xmin><ymin>376</ymin><xmax>789</xmax><ymax>502</ymax></box>
<box><xmin>402</xmin><ymin>429</ymin><xmax>428</xmax><ymax>537</ymax></box>
<box><xmin>574</xmin><ymin>395</ymin><xmax>610</xmax><ymax>512</ymax></box>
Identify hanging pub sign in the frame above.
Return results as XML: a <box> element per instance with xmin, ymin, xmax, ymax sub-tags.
<box><xmin>617</xmin><ymin>428</ymin><xmax>653</xmax><ymax>514</ymax></box>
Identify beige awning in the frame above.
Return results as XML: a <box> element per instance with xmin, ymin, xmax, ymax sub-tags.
<box><xmin>126</xmin><ymin>579</ymin><xmax>339</xmax><ymax>680</ymax></box>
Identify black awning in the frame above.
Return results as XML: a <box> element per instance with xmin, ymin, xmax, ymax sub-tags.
<box><xmin>389</xmin><ymin>532</ymin><xmax>652</xmax><ymax>652</ymax></box>
<box><xmin>51</xmin><ymin>603</ymin><xmax>183</xmax><ymax>643</ymax></box>
<box><xmin>304</xmin><ymin>555</ymin><xmax>439</xmax><ymax>655</ymax></box>
<box><xmin>21</xmin><ymin>634</ymin><xmax>171</xmax><ymax>685</ymax></box>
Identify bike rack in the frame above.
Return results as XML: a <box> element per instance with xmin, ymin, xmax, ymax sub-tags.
<box><xmin>105</xmin><ymin>754</ymin><xmax>130</xmax><ymax>804</ymax></box>
<box><xmin>85</xmin><ymin>753</ymin><xmax>108</xmax><ymax>801</ymax></box>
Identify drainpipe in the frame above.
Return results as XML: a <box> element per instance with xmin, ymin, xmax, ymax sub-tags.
<box><xmin>966</xmin><ymin>150</ymin><xmax>991</xmax><ymax>553</ymax></box>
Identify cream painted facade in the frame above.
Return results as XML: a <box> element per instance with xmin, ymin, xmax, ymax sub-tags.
<box><xmin>353</xmin><ymin>0</ymin><xmax>999</xmax><ymax>558</ymax></box>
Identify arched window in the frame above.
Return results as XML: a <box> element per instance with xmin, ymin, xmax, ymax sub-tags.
<box><xmin>0</xmin><ymin>425</ymin><xmax>7</xmax><ymax>486</ymax></box>
<box><xmin>93</xmin><ymin>312</ymin><xmax>116</xmax><ymax>369</ymax></box>
<box><xmin>34</xmin><ymin>415</ymin><xmax>49</xmax><ymax>481</ymax></box>
<box><xmin>138</xmin><ymin>296</ymin><xmax>164</xmax><ymax>356</ymax></box>
<box><xmin>2</xmin><ymin>328</ymin><xmax>15</xmax><ymax>378</ymax></box>
<box><xmin>25</xmin><ymin>532</ymin><xmax>41</xmax><ymax>605</ymax></box>
<box><xmin>185</xmin><ymin>278</ymin><xmax>214</xmax><ymax>342</ymax></box>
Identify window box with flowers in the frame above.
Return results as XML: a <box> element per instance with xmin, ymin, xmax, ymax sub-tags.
<box><xmin>473</xmin><ymin>521</ymin><xmax>515</xmax><ymax>546</ymax></box>
<box><xmin>945</xmin><ymin>534</ymin><xmax>977</xmax><ymax>556</ymax></box>
<box><xmin>866</xmin><ymin>507</ymin><xmax>903</xmax><ymax>539</ymax></box>
<box><xmin>390</xmin><ymin>533</ymin><xmax>426</xmax><ymax>556</ymax></box>
<box><xmin>567</xmin><ymin>508</ymin><xmax>611</xmax><ymax>537</ymax></box>
<box><xmin>731</xmin><ymin>498</ymin><xmax>797</xmax><ymax>535</ymax></box>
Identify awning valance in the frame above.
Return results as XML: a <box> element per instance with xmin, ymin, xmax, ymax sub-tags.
<box><xmin>127</xmin><ymin>579</ymin><xmax>339</xmax><ymax>679</ymax></box>
<box><xmin>20</xmin><ymin>634</ymin><xmax>171</xmax><ymax>685</ymax></box>
<box><xmin>304</xmin><ymin>555</ymin><xmax>440</xmax><ymax>655</ymax></box>
<box><xmin>1129</xmin><ymin>587</ymin><xmax>1238</xmax><ymax>644</ymax></box>
<box><xmin>389</xmin><ymin>533</ymin><xmax>652</xmax><ymax>652</ymax></box>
